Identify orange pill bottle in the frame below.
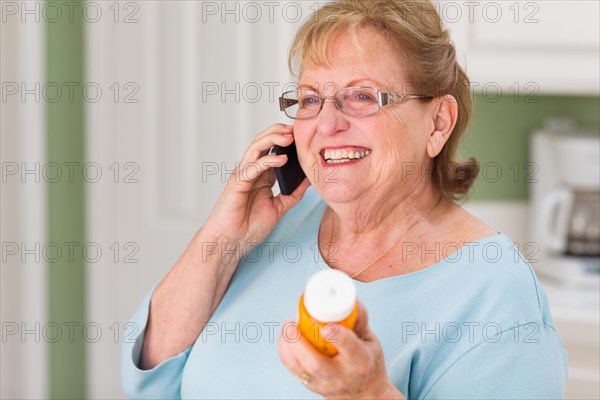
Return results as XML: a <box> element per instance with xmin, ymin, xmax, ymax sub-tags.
<box><xmin>298</xmin><ymin>269</ymin><xmax>358</xmax><ymax>357</ymax></box>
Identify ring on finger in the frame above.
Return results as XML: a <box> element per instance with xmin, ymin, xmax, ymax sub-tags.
<box><xmin>297</xmin><ymin>371</ymin><xmax>313</xmax><ymax>385</ymax></box>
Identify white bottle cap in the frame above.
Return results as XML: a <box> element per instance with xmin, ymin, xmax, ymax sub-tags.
<box><xmin>304</xmin><ymin>270</ymin><xmax>357</xmax><ymax>322</ymax></box>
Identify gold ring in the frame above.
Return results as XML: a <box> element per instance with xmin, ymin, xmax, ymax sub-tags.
<box><xmin>297</xmin><ymin>371</ymin><xmax>312</xmax><ymax>385</ymax></box>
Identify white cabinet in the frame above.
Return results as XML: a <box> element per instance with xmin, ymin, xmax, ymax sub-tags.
<box><xmin>543</xmin><ymin>283</ymin><xmax>600</xmax><ymax>399</ymax></box>
<box><xmin>442</xmin><ymin>0</ymin><xmax>600</xmax><ymax>95</ymax></box>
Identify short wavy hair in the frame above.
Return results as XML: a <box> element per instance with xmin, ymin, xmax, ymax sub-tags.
<box><xmin>288</xmin><ymin>0</ymin><xmax>479</xmax><ymax>200</ymax></box>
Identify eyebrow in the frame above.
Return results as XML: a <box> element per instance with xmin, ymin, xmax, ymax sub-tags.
<box><xmin>298</xmin><ymin>77</ymin><xmax>388</xmax><ymax>92</ymax></box>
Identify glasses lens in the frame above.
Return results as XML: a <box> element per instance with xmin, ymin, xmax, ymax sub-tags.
<box><xmin>337</xmin><ymin>87</ymin><xmax>380</xmax><ymax>117</ymax></box>
<box><xmin>280</xmin><ymin>87</ymin><xmax>382</xmax><ymax>118</ymax></box>
<box><xmin>281</xmin><ymin>90</ymin><xmax>321</xmax><ymax>119</ymax></box>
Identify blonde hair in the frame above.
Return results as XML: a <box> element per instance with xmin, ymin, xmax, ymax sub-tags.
<box><xmin>288</xmin><ymin>0</ymin><xmax>479</xmax><ymax>200</ymax></box>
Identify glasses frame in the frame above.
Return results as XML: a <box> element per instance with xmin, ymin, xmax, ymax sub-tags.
<box><xmin>278</xmin><ymin>86</ymin><xmax>433</xmax><ymax>120</ymax></box>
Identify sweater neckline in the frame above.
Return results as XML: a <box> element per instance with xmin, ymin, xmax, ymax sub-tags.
<box><xmin>307</xmin><ymin>200</ymin><xmax>504</xmax><ymax>286</ymax></box>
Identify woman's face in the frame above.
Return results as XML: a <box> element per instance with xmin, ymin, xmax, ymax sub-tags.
<box><xmin>293</xmin><ymin>28</ymin><xmax>437</xmax><ymax>205</ymax></box>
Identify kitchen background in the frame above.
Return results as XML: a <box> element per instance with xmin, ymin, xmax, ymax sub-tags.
<box><xmin>1</xmin><ymin>1</ymin><xmax>599</xmax><ymax>399</ymax></box>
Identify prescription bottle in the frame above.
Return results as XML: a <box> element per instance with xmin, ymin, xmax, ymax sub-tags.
<box><xmin>298</xmin><ymin>269</ymin><xmax>358</xmax><ymax>356</ymax></box>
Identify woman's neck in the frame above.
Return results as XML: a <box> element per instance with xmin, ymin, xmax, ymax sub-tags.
<box><xmin>318</xmin><ymin>182</ymin><xmax>449</xmax><ymax>279</ymax></box>
<box><xmin>324</xmin><ymin>182</ymin><xmax>442</xmax><ymax>240</ymax></box>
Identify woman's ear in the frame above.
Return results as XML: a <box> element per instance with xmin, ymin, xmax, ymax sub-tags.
<box><xmin>427</xmin><ymin>95</ymin><xmax>458</xmax><ymax>158</ymax></box>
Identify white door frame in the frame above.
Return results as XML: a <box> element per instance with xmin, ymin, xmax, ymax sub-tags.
<box><xmin>1</xmin><ymin>12</ymin><xmax>48</xmax><ymax>400</ymax></box>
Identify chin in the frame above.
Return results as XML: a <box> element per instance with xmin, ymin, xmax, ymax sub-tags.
<box><xmin>312</xmin><ymin>180</ymin><xmax>364</xmax><ymax>204</ymax></box>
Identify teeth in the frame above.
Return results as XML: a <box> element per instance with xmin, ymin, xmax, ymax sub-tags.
<box><xmin>324</xmin><ymin>149</ymin><xmax>370</xmax><ymax>164</ymax></box>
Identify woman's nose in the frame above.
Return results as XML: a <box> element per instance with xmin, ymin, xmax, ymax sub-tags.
<box><xmin>315</xmin><ymin>100</ymin><xmax>349</xmax><ymax>136</ymax></box>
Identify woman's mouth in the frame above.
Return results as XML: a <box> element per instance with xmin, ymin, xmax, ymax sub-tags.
<box><xmin>321</xmin><ymin>147</ymin><xmax>371</xmax><ymax>165</ymax></box>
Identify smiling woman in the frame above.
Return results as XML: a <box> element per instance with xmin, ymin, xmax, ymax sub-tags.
<box><xmin>121</xmin><ymin>1</ymin><xmax>567</xmax><ymax>398</ymax></box>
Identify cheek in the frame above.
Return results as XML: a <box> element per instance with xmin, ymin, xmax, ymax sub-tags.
<box><xmin>373</xmin><ymin>110</ymin><xmax>433</xmax><ymax>183</ymax></box>
<box><xmin>379</xmin><ymin>109</ymin><xmax>431</xmax><ymax>161</ymax></box>
<box><xmin>292</xmin><ymin>121</ymin><xmax>316</xmax><ymax>166</ymax></box>
<box><xmin>377</xmin><ymin>111</ymin><xmax>415</xmax><ymax>163</ymax></box>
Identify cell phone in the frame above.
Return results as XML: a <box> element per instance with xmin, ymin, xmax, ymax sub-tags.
<box><xmin>271</xmin><ymin>142</ymin><xmax>306</xmax><ymax>195</ymax></box>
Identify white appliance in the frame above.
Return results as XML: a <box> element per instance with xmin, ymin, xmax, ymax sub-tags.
<box><xmin>529</xmin><ymin>119</ymin><xmax>600</xmax><ymax>289</ymax></box>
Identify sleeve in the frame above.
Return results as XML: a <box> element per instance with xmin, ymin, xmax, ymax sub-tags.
<box><xmin>121</xmin><ymin>289</ymin><xmax>193</xmax><ymax>400</ymax></box>
<box><xmin>422</xmin><ymin>322</ymin><xmax>568</xmax><ymax>399</ymax></box>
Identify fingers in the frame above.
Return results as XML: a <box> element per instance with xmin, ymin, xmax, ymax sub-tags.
<box><xmin>278</xmin><ymin>321</ymin><xmax>322</xmax><ymax>390</ymax></box>
<box><xmin>278</xmin><ymin>322</ymin><xmax>305</xmax><ymax>376</ymax></box>
<box><xmin>278</xmin><ymin>320</ymin><xmax>336</xmax><ymax>381</ymax></box>
<box><xmin>240</xmin><ymin>124</ymin><xmax>294</xmax><ymax>165</ymax></box>
<box><xmin>236</xmin><ymin>154</ymin><xmax>288</xmax><ymax>183</ymax></box>
<box><xmin>329</xmin><ymin>303</ymin><xmax>375</xmax><ymax>361</ymax></box>
<box><xmin>292</xmin><ymin>335</ymin><xmax>336</xmax><ymax>379</ymax></box>
<box><xmin>275</xmin><ymin>178</ymin><xmax>312</xmax><ymax>214</ymax></box>
<box><xmin>254</xmin><ymin>123</ymin><xmax>293</xmax><ymax>141</ymax></box>
<box><xmin>279</xmin><ymin>316</ymin><xmax>389</xmax><ymax>398</ymax></box>
<box><xmin>327</xmin><ymin>324</ymin><xmax>362</xmax><ymax>360</ymax></box>
<box><xmin>353</xmin><ymin>301</ymin><xmax>370</xmax><ymax>340</ymax></box>
<box><xmin>228</xmin><ymin>124</ymin><xmax>296</xmax><ymax>188</ymax></box>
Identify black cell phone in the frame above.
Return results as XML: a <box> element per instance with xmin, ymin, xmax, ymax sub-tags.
<box><xmin>271</xmin><ymin>142</ymin><xmax>306</xmax><ymax>195</ymax></box>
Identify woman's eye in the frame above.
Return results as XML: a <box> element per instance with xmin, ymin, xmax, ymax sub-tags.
<box><xmin>300</xmin><ymin>96</ymin><xmax>320</xmax><ymax>107</ymax></box>
<box><xmin>355</xmin><ymin>92</ymin><xmax>376</xmax><ymax>101</ymax></box>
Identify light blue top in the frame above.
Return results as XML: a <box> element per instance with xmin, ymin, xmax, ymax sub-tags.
<box><xmin>122</xmin><ymin>187</ymin><xmax>568</xmax><ymax>399</ymax></box>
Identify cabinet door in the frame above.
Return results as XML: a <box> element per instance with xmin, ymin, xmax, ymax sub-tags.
<box><xmin>443</xmin><ymin>0</ymin><xmax>600</xmax><ymax>95</ymax></box>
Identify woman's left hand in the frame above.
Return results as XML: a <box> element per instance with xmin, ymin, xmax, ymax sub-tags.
<box><xmin>278</xmin><ymin>302</ymin><xmax>405</xmax><ymax>399</ymax></box>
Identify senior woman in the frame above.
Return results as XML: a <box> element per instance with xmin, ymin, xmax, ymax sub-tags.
<box><xmin>122</xmin><ymin>0</ymin><xmax>567</xmax><ymax>398</ymax></box>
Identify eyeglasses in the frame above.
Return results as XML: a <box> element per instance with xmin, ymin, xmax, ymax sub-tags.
<box><xmin>279</xmin><ymin>86</ymin><xmax>432</xmax><ymax>119</ymax></box>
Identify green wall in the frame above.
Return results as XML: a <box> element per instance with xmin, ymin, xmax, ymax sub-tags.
<box><xmin>461</xmin><ymin>94</ymin><xmax>600</xmax><ymax>201</ymax></box>
<box><xmin>46</xmin><ymin>0</ymin><xmax>87</xmax><ymax>398</ymax></box>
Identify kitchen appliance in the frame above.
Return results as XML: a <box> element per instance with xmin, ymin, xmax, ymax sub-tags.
<box><xmin>529</xmin><ymin>119</ymin><xmax>600</xmax><ymax>289</ymax></box>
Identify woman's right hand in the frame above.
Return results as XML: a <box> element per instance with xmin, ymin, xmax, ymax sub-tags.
<box><xmin>203</xmin><ymin>123</ymin><xmax>311</xmax><ymax>253</ymax></box>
